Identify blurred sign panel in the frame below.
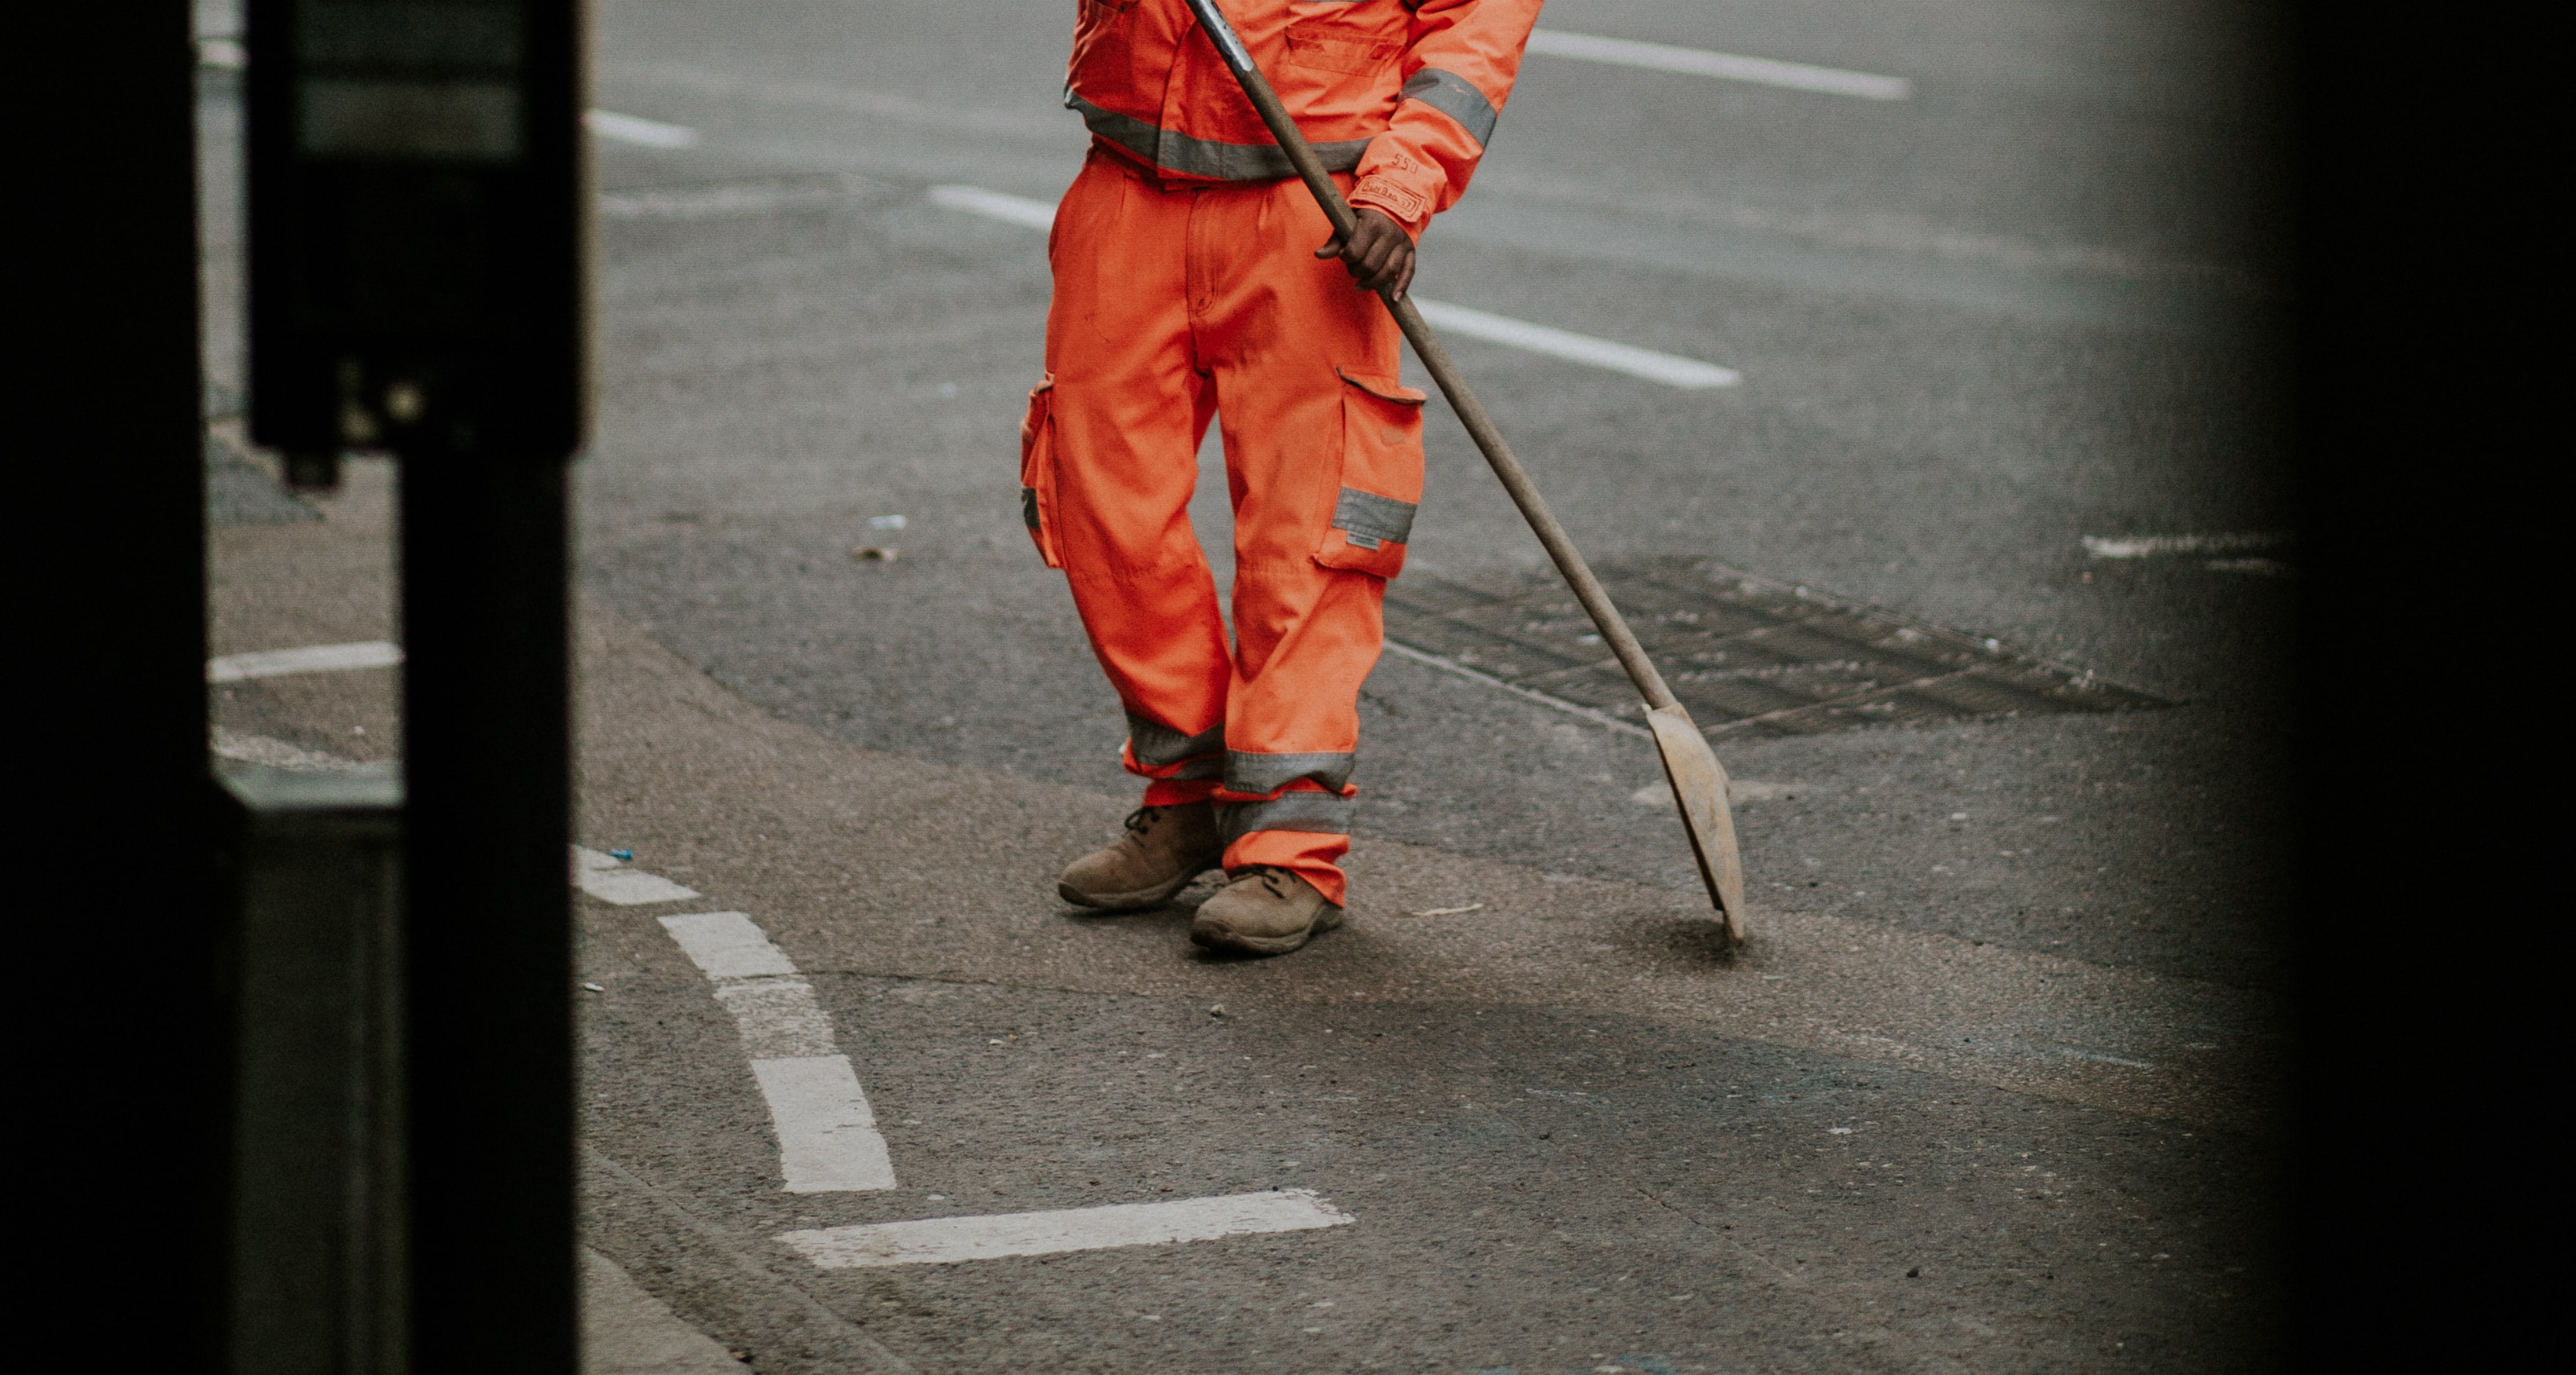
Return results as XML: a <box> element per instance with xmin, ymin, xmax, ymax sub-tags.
<box><xmin>250</xmin><ymin>0</ymin><xmax>586</xmax><ymax>460</ymax></box>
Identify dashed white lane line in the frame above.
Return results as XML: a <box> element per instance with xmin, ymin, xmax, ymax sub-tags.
<box><xmin>586</xmin><ymin>109</ymin><xmax>702</xmax><ymax>148</ymax></box>
<box><xmin>751</xmin><ymin>1058</ymin><xmax>900</xmax><ymax>1193</ymax></box>
<box><xmin>615</xmin><ymin>891</ymin><xmax>1360</xmax><ymax>1256</ymax></box>
<box><xmin>925</xmin><ymin>184</ymin><xmax>1741</xmax><ymax>389</ymax></box>
<box><xmin>1527</xmin><ymin>30</ymin><xmax>1913</xmax><ymax>101</ymax></box>
<box><xmin>658</xmin><ymin>911</ymin><xmax>897</xmax><ymax>1192</ymax></box>
<box><xmin>574</xmin><ymin>846</ymin><xmax>702</xmax><ymax>906</ymax></box>
<box><xmin>211</xmin><ymin>726</ymin><xmax>374</xmax><ymax>772</ymax></box>
<box><xmin>2081</xmin><ymin>531</ymin><xmax>2293</xmax><ymax>559</ymax></box>
<box><xmin>927</xmin><ymin>183</ymin><xmax>1059</xmax><ymax>230</ymax></box>
<box><xmin>1631</xmin><ymin>779</ymin><xmax>1812</xmax><ymax>805</ymax></box>
<box><xmin>207</xmin><ymin>639</ymin><xmax>402</xmax><ymax>683</ymax></box>
<box><xmin>601</xmin><ymin>180</ymin><xmax>842</xmax><ymax>221</ymax></box>
<box><xmin>657</xmin><ymin>908</ymin><xmax>797</xmax><ymax>977</ymax></box>
<box><xmin>1411</xmin><ymin>299</ymin><xmax>1739</xmax><ymax>389</ymax></box>
<box><xmin>779</xmin><ymin>1189</ymin><xmax>1354</xmax><ymax>1269</ymax></box>
<box><xmin>620</xmin><ymin>879</ymin><xmax>1357</xmax><ymax>1250</ymax></box>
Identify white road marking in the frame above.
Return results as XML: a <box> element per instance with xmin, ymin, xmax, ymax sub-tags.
<box><xmin>717</xmin><ymin>981</ymin><xmax>839</xmax><ymax>1057</ymax></box>
<box><xmin>1633</xmin><ymin>779</ymin><xmax>1812</xmax><ymax>804</ymax></box>
<box><xmin>778</xmin><ymin>1189</ymin><xmax>1353</xmax><ymax>1268</ymax></box>
<box><xmin>1410</xmin><ymin>299</ymin><xmax>1739</xmax><ymax>389</ymax></box>
<box><xmin>752</xmin><ymin>1056</ymin><xmax>900</xmax><ymax>1192</ymax></box>
<box><xmin>211</xmin><ymin>726</ymin><xmax>373</xmax><ymax>773</ymax></box>
<box><xmin>2081</xmin><ymin>531</ymin><xmax>2293</xmax><ymax>559</ymax></box>
<box><xmin>2057</xmin><ymin>1048</ymin><xmax>2154</xmax><ymax>1069</ymax></box>
<box><xmin>207</xmin><ymin>639</ymin><xmax>402</xmax><ymax>683</ymax></box>
<box><xmin>600</xmin><ymin>182</ymin><xmax>841</xmax><ymax>221</ymax></box>
<box><xmin>927</xmin><ymin>184</ymin><xmax>1060</xmax><ymax>230</ymax></box>
<box><xmin>1527</xmin><ymin>30</ymin><xmax>1911</xmax><ymax>101</ymax></box>
<box><xmin>2203</xmin><ymin>557</ymin><xmax>2293</xmax><ymax>577</ymax></box>
<box><xmin>572</xmin><ymin>846</ymin><xmax>702</xmax><ymax>906</ymax></box>
<box><xmin>925</xmin><ymin>186</ymin><xmax>1741</xmax><ymax>388</ymax></box>
<box><xmin>648</xmin><ymin>909</ymin><xmax>1355</xmax><ymax>1236</ymax></box>
<box><xmin>586</xmin><ymin>109</ymin><xmax>702</xmax><ymax>149</ymax></box>
<box><xmin>657</xmin><ymin>913</ymin><xmax>897</xmax><ymax>1191</ymax></box>
<box><xmin>581</xmin><ymin>871</ymin><xmax>702</xmax><ymax>904</ymax></box>
<box><xmin>657</xmin><ymin>910</ymin><xmax>795</xmax><ymax>974</ymax></box>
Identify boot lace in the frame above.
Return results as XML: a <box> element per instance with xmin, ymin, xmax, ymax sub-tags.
<box><xmin>1234</xmin><ymin>864</ymin><xmax>1295</xmax><ymax>898</ymax></box>
<box><xmin>1121</xmin><ymin>806</ymin><xmax>1164</xmax><ymax>837</ymax></box>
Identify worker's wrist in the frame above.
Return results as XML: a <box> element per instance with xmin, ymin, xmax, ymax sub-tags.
<box><xmin>1347</xmin><ymin>184</ymin><xmax>1426</xmax><ymax>242</ymax></box>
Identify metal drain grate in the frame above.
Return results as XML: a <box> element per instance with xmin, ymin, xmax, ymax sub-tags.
<box><xmin>1383</xmin><ymin>557</ymin><xmax>2168</xmax><ymax>739</ymax></box>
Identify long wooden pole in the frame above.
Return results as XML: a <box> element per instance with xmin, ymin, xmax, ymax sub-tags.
<box><xmin>1180</xmin><ymin>0</ymin><xmax>1746</xmax><ymax>935</ymax></box>
<box><xmin>1182</xmin><ymin>0</ymin><xmax>1677</xmax><ymax>712</ymax></box>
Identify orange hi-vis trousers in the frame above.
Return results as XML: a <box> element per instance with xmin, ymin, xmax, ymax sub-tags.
<box><xmin>1020</xmin><ymin>150</ymin><xmax>1428</xmax><ymax>907</ymax></box>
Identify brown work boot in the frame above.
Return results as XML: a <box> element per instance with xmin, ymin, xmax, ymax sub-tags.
<box><xmin>1190</xmin><ymin>866</ymin><xmax>1344</xmax><ymax>956</ymax></box>
<box><xmin>1057</xmin><ymin>802</ymin><xmax>1223</xmax><ymax>910</ymax></box>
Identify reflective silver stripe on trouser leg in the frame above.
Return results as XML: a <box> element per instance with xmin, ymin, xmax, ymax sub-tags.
<box><xmin>1224</xmin><ymin>750</ymin><xmax>1355</xmax><ymax>796</ymax></box>
<box><xmin>1217</xmin><ymin>791</ymin><xmax>1355</xmax><ymax>843</ymax></box>
<box><xmin>1127</xmin><ymin>711</ymin><xmax>1225</xmax><ymax>778</ymax></box>
<box><xmin>1066</xmin><ymin>93</ymin><xmax>1373</xmax><ymax>180</ymax></box>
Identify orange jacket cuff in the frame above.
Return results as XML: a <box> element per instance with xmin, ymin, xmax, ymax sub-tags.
<box><xmin>1348</xmin><ymin>182</ymin><xmax>1430</xmax><ymax>242</ymax></box>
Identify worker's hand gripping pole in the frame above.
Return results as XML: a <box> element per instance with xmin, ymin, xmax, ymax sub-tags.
<box><xmin>1181</xmin><ymin>0</ymin><xmax>1746</xmax><ymax>937</ymax></box>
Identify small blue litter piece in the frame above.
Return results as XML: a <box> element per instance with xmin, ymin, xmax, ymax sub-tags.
<box><xmin>610</xmin><ymin>849</ymin><xmax>633</xmax><ymax>862</ymax></box>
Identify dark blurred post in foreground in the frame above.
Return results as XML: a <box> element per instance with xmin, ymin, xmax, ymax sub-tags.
<box><xmin>248</xmin><ymin>0</ymin><xmax>589</xmax><ymax>1368</ymax></box>
<box><xmin>13</xmin><ymin>1</ymin><xmax>220</xmax><ymax>1367</ymax></box>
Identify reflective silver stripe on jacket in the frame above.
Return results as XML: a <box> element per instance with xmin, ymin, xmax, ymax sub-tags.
<box><xmin>1331</xmin><ymin>487</ymin><xmax>1415</xmax><ymax>550</ymax></box>
<box><xmin>1126</xmin><ymin>710</ymin><xmax>1225</xmax><ymax>767</ymax></box>
<box><xmin>1068</xmin><ymin>92</ymin><xmax>1372</xmax><ymax>180</ymax></box>
<box><xmin>1400</xmin><ymin>67</ymin><xmax>1498</xmax><ymax>147</ymax></box>
<box><xmin>1225</xmin><ymin>749</ymin><xmax>1355</xmax><ymax>796</ymax></box>
<box><xmin>1218</xmin><ymin>791</ymin><xmax>1353</xmax><ymax>840</ymax></box>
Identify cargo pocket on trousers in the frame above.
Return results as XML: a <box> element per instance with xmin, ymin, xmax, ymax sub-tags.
<box><xmin>1018</xmin><ymin>375</ymin><xmax>1064</xmax><ymax>568</ymax></box>
<box><xmin>1313</xmin><ymin>367</ymin><xmax>1426</xmax><ymax>579</ymax></box>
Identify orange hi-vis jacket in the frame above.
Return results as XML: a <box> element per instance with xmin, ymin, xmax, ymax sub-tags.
<box><xmin>1064</xmin><ymin>0</ymin><xmax>1545</xmax><ymax>237</ymax></box>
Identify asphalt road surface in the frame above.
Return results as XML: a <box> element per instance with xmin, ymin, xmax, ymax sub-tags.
<box><xmin>201</xmin><ymin>1</ymin><xmax>2295</xmax><ymax>1369</ymax></box>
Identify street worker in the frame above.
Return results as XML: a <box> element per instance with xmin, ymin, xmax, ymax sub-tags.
<box><xmin>1025</xmin><ymin>0</ymin><xmax>1542</xmax><ymax>955</ymax></box>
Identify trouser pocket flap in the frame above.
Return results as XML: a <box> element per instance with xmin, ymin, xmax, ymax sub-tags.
<box><xmin>1313</xmin><ymin>367</ymin><xmax>1425</xmax><ymax>577</ymax></box>
<box><xmin>1018</xmin><ymin>375</ymin><xmax>1064</xmax><ymax>568</ymax></box>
